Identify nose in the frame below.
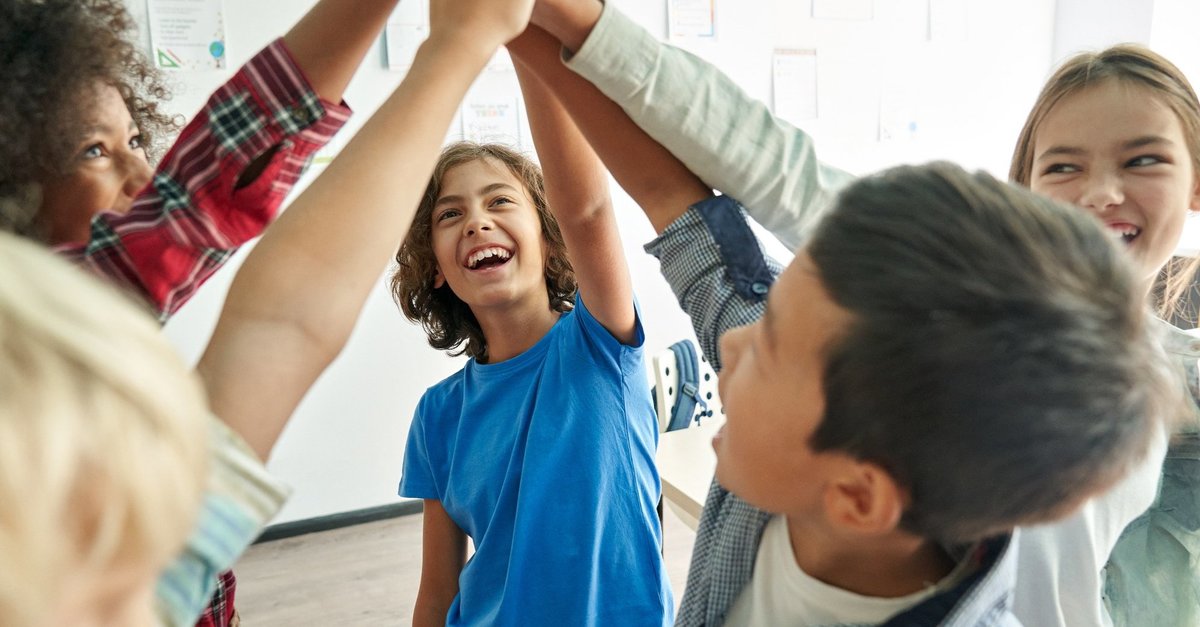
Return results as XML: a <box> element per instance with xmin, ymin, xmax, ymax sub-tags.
<box><xmin>463</xmin><ymin>210</ymin><xmax>494</xmax><ymax>237</ymax></box>
<box><xmin>1076</xmin><ymin>171</ymin><xmax>1124</xmax><ymax>215</ymax></box>
<box><xmin>119</xmin><ymin>149</ymin><xmax>153</xmax><ymax>205</ymax></box>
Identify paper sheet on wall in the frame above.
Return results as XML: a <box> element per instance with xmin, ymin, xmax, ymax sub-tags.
<box><xmin>487</xmin><ymin>48</ymin><xmax>515</xmax><ymax>74</ymax></box>
<box><xmin>385</xmin><ymin>0</ymin><xmax>428</xmax><ymax>70</ymax></box>
<box><xmin>927</xmin><ymin>0</ymin><xmax>967</xmax><ymax>42</ymax></box>
<box><xmin>147</xmin><ymin>0</ymin><xmax>227</xmax><ymax>70</ymax></box>
<box><xmin>462</xmin><ymin>94</ymin><xmax>522</xmax><ymax>146</ymax></box>
<box><xmin>772</xmin><ymin>49</ymin><xmax>818</xmax><ymax>124</ymax></box>
<box><xmin>517</xmin><ymin>97</ymin><xmax>536</xmax><ymax>154</ymax></box>
<box><xmin>879</xmin><ymin>89</ymin><xmax>920</xmax><ymax>142</ymax></box>
<box><xmin>668</xmin><ymin>0</ymin><xmax>716</xmax><ymax>41</ymax></box>
<box><xmin>446</xmin><ymin>108</ymin><xmax>465</xmax><ymax>144</ymax></box>
<box><xmin>812</xmin><ymin>0</ymin><xmax>873</xmax><ymax>20</ymax></box>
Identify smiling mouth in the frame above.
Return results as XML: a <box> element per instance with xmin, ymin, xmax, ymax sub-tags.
<box><xmin>464</xmin><ymin>246</ymin><xmax>512</xmax><ymax>270</ymax></box>
<box><xmin>1107</xmin><ymin>224</ymin><xmax>1142</xmax><ymax>245</ymax></box>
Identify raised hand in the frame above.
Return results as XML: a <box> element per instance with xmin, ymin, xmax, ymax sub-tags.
<box><xmin>430</xmin><ymin>0</ymin><xmax>536</xmax><ymax>53</ymax></box>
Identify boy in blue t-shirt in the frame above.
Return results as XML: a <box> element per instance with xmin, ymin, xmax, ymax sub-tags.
<box><xmin>391</xmin><ymin>57</ymin><xmax>671</xmax><ymax>626</ymax></box>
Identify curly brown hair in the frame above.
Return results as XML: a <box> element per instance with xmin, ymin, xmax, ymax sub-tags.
<box><xmin>0</xmin><ymin>0</ymin><xmax>180</xmax><ymax>239</ymax></box>
<box><xmin>391</xmin><ymin>142</ymin><xmax>576</xmax><ymax>361</ymax></box>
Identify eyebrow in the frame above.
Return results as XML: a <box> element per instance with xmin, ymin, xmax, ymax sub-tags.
<box><xmin>435</xmin><ymin>182</ymin><xmax>521</xmax><ymax>208</ymax></box>
<box><xmin>81</xmin><ymin>119</ymin><xmax>139</xmax><ymax>138</ymax></box>
<box><xmin>1035</xmin><ymin>135</ymin><xmax>1176</xmax><ymax>162</ymax></box>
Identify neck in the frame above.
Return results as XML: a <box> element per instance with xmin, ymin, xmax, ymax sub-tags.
<box><xmin>785</xmin><ymin>515</ymin><xmax>956</xmax><ymax>598</ymax></box>
<box><xmin>473</xmin><ymin>292</ymin><xmax>560</xmax><ymax>363</ymax></box>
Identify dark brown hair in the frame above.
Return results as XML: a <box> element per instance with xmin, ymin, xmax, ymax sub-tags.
<box><xmin>0</xmin><ymin>0</ymin><xmax>180</xmax><ymax>239</ymax></box>
<box><xmin>1010</xmin><ymin>44</ymin><xmax>1200</xmax><ymax>323</ymax></box>
<box><xmin>808</xmin><ymin>162</ymin><xmax>1180</xmax><ymax>543</ymax></box>
<box><xmin>391</xmin><ymin>142</ymin><xmax>575</xmax><ymax>361</ymax></box>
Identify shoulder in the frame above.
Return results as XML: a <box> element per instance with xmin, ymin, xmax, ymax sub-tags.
<box><xmin>564</xmin><ymin>293</ymin><xmax>644</xmax><ymax>351</ymax></box>
<box><xmin>417</xmin><ymin>366</ymin><xmax>469</xmax><ymax>408</ymax></box>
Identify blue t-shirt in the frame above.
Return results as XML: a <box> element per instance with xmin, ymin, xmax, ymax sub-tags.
<box><xmin>399</xmin><ymin>296</ymin><xmax>672</xmax><ymax>627</ymax></box>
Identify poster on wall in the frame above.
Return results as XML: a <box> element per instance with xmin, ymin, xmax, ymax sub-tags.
<box><xmin>385</xmin><ymin>0</ymin><xmax>428</xmax><ymax>70</ymax></box>
<box><xmin>772</xmin><ymin>49</ymin><xmax>818</xmax><ymax>124</ymax></box>
<box><xmin>146</xmin><ymin>0</ymin><xmax>227</xmax><ymax>71</ymax></box>
<box><xmin>462</xmin><ymin>94</ymin><xmax>522</xmax><ymax>146</ymax></box>
<box><xmin>667</xmin><ymin>0</ymin><xmax>716</xmax><ymax>41</ymax></box>
<box><xmin>812</xmin><ymin>0</ymin><xmax>873</xmax><ymax>21</ymax></box>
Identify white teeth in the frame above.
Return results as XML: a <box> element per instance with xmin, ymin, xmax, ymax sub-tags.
<box><xmin>467</xmin><ymin>247</ymin><xmax>512</xmax><ymax>269</ymax></box>
<box><xmin>1107</xmin><ymin>225</ymin><xmax>1141</xmax><ymax>243</ymax></box>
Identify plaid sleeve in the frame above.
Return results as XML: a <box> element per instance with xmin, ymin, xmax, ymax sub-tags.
<box><xmin>55</xmin><ymin>39</ymin><xmax>352</xmax><ymax>323</ymax></box>
<box><xmin>643</xmin><ymin>195</ymin><xmax>783</xmax><ymax>371</ymax></box>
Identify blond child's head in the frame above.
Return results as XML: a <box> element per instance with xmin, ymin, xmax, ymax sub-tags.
<box><xmin>0</xmin><ymin>232</ymin><xmax>208</xmax><ymax>626</ymax></box>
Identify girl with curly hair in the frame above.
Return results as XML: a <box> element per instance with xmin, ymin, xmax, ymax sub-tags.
<box><xmin>389</xmin><ymin>35</ymin><xmax>671</xmax><ymax>627</ymax></box>
<box><xmin>0</xmin><ymin>0</ymin><xmax>397</xmax><ymax>320</ymax></box>
<box><xmin>1</xmin><ymin>0</ymin><xmax>403</xmax><ymax>625</ymax></box>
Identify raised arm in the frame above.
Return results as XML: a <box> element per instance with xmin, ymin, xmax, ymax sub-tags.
<box><xmin>507</xmin><ymin>27</ymin><xmax>774</xmax><ymax>369</ymax></box>
<box><xmin>507</xmin><ymin>26</ymin><xmax>709</xmax><ymax>234</ymax></box>
<box><xmin>512</xmin><ymin>55</ymin><xmax>634</xmax><ymax>342</ymax></box>
<box><xmin>282</xmin><ymin>0</ymin><xmax>399</xmax><ymax>104</ymax></box>
<box><xmin>531</xmin><ymin>0</ymin><xmax>854</xmax><ymax>250</ymax></box>
<box><xmin>197</xmin><ymin>0</ymin><xmax>534</xmax><ymax>461</ymax></box>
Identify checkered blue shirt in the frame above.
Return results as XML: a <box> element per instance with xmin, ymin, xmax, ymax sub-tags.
<box><xmin>646</xmin><ymin>196</ymin><xmax>1019</xmax><ymax>627</ymax></box>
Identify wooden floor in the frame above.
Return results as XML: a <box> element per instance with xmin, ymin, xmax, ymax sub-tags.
<box><xmin>233</xmin><ymin>506</ymin><xmax>697</xmax><ymax>625</ymax></box>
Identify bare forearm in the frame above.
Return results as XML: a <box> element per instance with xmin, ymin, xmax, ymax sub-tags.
<box><xmin>531</xmin><ymin>0</ymin><xmax>603</xmax><ymax>54</ymax></box>
<box><xmin>507</xmin><ymin>26</ymin><xmax>709</xmax><ymax>233</ymax></box>
<box><xmin>201</xmin><ymin>35</ymin><xmax>502</xmax><ymax>460</ymax></box>
<box><xmin>512</xmin><ymin>61</ymin><xmax>608</xmax><ymax>223</ymax></box>
<box><xmin>283</xmin><ymin>0</ymin><xmax>400</xmax><ymax>102</ymax></box>
<box><xmin>513</xmin><ymin>50</ymin><xmax>636</xmax><ymax>340</ymax></box>
<box><xmin>414</xmin><ymin>500</ymin><xmax>466</xmax><ymax>627</ymax></box>
<box><xmin>413</xmin><ymin>595</ymin><xmax>455</xmax><ymax>627</ymax></box>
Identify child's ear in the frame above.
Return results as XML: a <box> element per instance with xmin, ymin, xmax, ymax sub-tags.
<box><xmin>822</xmin><ymin>461</ymin><xmax>904</xmax><ymax>535</ymax></box>
<box><xmin>433</xmin><ymin>266</ymin><xmax>446</xmax><ymax>288</ymax></box>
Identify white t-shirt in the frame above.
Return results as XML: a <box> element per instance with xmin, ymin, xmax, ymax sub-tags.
<box><xmin>726</xmin><ymin>515</ymin><xmax>962</xmax><ymax>626</ymax></box>
<box><xmin>1012</xmin><ymin>422</ymin><xmax>1169</xmax><ymax>627</ymax></box>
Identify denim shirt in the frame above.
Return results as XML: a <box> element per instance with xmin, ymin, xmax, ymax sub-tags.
<box><xmin>1104</xmin><ymin>322</ymin><xmax>1200</xmax><ymax>627</ymax></box>
<box><xmin>646</xmin><ymin>196</ymin><xmax>1021</xmax><ymax>626</ymax></box>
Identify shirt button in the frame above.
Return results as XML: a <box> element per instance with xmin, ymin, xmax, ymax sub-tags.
<box><xmin>751</xmin><ymin>282</ymin><xmax>769</xmax><ymax>295</ymax></box>
<box><xmin>290</xmin><ymin>105</ymin><xmax>313</xmax><ymax>124</ymax></box>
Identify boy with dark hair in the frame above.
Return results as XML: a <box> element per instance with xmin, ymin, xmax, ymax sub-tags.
<box><xmin>506</xmin><ymin>24</ymin><xmax>1179</xmax><ymax>625</ymax></box>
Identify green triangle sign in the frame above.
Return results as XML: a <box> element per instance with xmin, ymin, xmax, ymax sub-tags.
<box><xmin>157</xmin><ymin>49</ymin><xmax>180</xmax><ymax>69</ymax></box>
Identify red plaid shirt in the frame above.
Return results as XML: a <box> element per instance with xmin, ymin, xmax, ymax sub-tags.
<box><xmin>54</xmin><ymin>40</ymin><xmax>350</xmax><ymax>627</ymax></box>
<box><xmin>55</xmin><ymin>38</ymin><xmax>351</xmax><ymax>323</ymax></box>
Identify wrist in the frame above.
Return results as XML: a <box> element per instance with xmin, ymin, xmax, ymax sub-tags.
<box><xmin>532</xmin><ymin>0</ymin><xmax>603</xmax><ymax>54</ymax></box>
<box><xmin>424</xmin><ymin>29</ymin><xmax>502</xmax><ymax>65</ymax></box>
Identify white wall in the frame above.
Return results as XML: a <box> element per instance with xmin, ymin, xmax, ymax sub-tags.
<box><xmin>130</xmin><ymin>0</ymin><xmax>1069</xmax><ymax>523</ymax></box>
<box><xmin>1052</xmin><ymin>0</ymin><xmax>1154</xmax><ymax>62</ymax></box>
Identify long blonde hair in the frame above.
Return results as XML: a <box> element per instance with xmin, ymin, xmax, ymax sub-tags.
<box><xmin>0</xmin><ymin>232</ymin><xmax>208</xmax><ymax>626</ymax></box>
